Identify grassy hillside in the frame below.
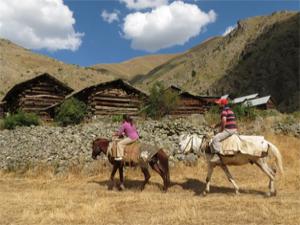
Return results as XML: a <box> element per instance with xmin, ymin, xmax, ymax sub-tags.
<box><xmin>135</xmin><ymin>11</ymin><xmax>299</xmax><ymax>112</ymax></box>
<box><xmin>0</xmin><ymin>39</ymin><xmax>118</xmax><ymax>100</ymax></box>
<box><xmin>92</xmin><ymin>54</ymin><xmax>179</xmax><ymax>81</ymax></box>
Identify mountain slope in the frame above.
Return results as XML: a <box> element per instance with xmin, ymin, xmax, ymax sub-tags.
<box><xmin>92</xmin><ymin>54</ymin><xmax>179</xmax><ymax>81</ymax></box>
<box><xmin>0</xmin><ymin>39</ymin><xmax>118</xmax><ymax>100</ymax></box>
<box><xmin>135</xmin><ymin>11</ymin><xmax>299</xmax><ymax>112</ymax></box>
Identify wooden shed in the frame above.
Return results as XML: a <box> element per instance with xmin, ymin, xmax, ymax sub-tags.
<box><xmin>73</xmin><ymin>79</ymin><xmax>148</xmax><ymax>116</ymax></box>
<box><xmin>166</xmin><ymin>86</ymin><xmax>208</xmax><ymax>115</ymax></box>
<box><xmin>243</xmin><ymin>95</ymin><xmax>276</xmax><ymax>110</ymax></box>
<box><xmin>2</xmin><ymin>73</ymin><xmax>73</xmax><ymax>117</ymax></box>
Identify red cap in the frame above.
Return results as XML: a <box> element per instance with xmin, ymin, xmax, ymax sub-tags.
<box><xmin>215</xmin><ymin>98</ymin><xmax>228</xmax><ymax>105</ymax></box>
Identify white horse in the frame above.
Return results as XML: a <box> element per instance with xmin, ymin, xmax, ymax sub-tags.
<box><xmin>179</xmin><ymin>133</ymin><xmax>283</xmax><ymax>196</ymax></box>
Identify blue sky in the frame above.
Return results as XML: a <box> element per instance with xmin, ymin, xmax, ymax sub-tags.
<box><xmin>0</xmin><ymin>0</ymin><xmax>299</xmax><ymax>66</ymax></box>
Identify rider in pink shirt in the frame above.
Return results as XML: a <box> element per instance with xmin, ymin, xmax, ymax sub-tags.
<box><xmin>117</xmin><ymin>120</ymin><xmax>139</xmax><ymax>140</ymax></box>
<box><xmin>115</xmin><ymin>115</ymin><xmax>139</xmax><ymax>160</ymax></box>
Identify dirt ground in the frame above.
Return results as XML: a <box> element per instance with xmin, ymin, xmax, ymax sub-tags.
<box><xmin>0</xmin><ymin>134</ymin><xmax>299</xmax><ymax>225</ymax></box>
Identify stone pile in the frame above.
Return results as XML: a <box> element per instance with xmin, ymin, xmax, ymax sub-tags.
<box><xmin>0</xmin><ymin>115</ymin><xmax>209</xmax><ymax>172</ymax></box>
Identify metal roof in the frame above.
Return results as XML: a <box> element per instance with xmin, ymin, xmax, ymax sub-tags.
<box><xmin>221</xmin><ymin>94</ymin><xmax>229</xmax><ymax>99</ymax></box>
<box><xmin>232</xmin><ymin>93</ymin><xmax>259</xmax><ymax>104</ymax></box>
<box><xmin>243</xmin><ymin>96</ymin><xmax>271</xmax><ymax>107</ymax></box>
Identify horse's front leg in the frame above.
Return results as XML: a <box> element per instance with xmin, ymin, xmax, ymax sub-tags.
<box><xmin>108</xmin><ymin>162</ymin><xmax>119</xmax><ymax>190</ymax></box>
<box><xmin>203</xmin><ymin>163</ymin><xmax>214</xmax><ymax>196</ymax></box>
<box><xmin>118</xmin><ymin>162</ymin><xmax>125</xmax><ymax>191</ymax></box>
<box><xmin>140</xmin><ymin>166</ymin><xmax>151</xmax><ymax>191</ymax></box>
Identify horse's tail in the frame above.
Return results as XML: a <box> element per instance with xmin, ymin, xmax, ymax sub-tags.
<box><xmin>157</xmin><ymin>149</ymin><xmax>170</xmax><ymax>186</ymax></box>
<box><xmin>268</xmin><ymin>141</ymin><xmax>284</xmax><ymax>174</ymax></box>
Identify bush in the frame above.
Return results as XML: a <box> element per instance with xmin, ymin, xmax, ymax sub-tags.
<box><xmin>143</xmin><ymin>82</ymin><xmax>179</xmax><ymax>119</ymax></box>
<box><xmin>55</xmin><ymin>98</ymin><xmax>87</xmax><ymax>126</ymax></box>
<box><xmin>3</xmin><ymin>111</ymin><xmax>40</xmax><ymax>129</ymax></box>
<box><xmin>204</xmin><ymin>105</ymin><xmax>220</xmax><ymax>126</ymax></box>
<box><xmin>230</xmin><ymin>103</ymin><xmax>257</xmax><ymax>121</ymax></box>
<box><xmin>112</xmin><ymin>114</ymin><xmax>123</xmax><ymax>123</ymax></box>
<box><xmin>205</xmin><ymin>103</ymin><xmax>258</xmax><ymax>126</ymax></box>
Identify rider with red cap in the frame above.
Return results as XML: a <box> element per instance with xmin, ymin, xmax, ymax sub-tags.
<box><xmin>211</xmin><ymin>98</ymin><xmax>238</xmax><ymax>162</ymax></box>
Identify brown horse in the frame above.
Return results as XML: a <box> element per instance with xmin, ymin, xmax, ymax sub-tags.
<box><xmin>92</xmin><ymin>138</ymin><xmax>170</xmax><ymax>191</ymax></box>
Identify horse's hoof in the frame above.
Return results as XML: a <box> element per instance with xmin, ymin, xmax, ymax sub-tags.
<box><xmin>235</xmin><ymin>190</ymin><xmax>240</xmax><ymax>195</ymax></box>
<box><xmin>266</xmin><ymin>191</ymin><xmax>277</xmax><ymax>197</ymax></box>
<box><xmin>202</xmin><ymin>191</ymin><xmax>207</xmax><ymax>196</ymax></box>
<box><xmin>119</xmin><ymin>184</ymin><xmax>125</xmax><ymax>191</ymax></box>
<box><xmin>271</xmin><ymin>191</ymin><xmax>277</xmax><ymax>197</ymax></box>
<box><xmin>107</xmin><ymin>181</ymin><xmax>114</xmax><ymax>190</ymax></box>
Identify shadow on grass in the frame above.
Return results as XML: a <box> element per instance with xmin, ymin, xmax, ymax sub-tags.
<box><xmin>88</xmin><ymin>179</ymin><xmax>164</xmax><ymax>191</ymax></box>
<box><xmin>89</xmin><ymin>177</ymin><xmax>266</xmax><ymax>196</ymax></box>
<box><xmin>170</xmin><ymin>178</ymin><xmax>266</xmax><ymax>196</ymax></box>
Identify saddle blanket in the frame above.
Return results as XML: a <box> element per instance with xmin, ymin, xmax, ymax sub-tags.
<box><xmin>219</xmin><ymin>134</ymin><xmax>268</xmax><ymax>157</ymax></box>
<box><xmin>108</xmin><ymin>140</ymin><xmax>159</xmax><ymax>164</ymax></box>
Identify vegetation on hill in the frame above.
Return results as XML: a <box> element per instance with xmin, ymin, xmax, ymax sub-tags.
<box><xmin>142</xmin><ymin>82</ymin><xmax>179</xmax><ymax>119</ymax></box>
<box><xmin>135</xmin><ymin>11</ymin><xmax>299</xmax><ymax>112</ymax></box>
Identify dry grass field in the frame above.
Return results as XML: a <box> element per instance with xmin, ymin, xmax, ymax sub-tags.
<box><xmin>0</xmin><ymin>133</ymin><xmax>299</xmax><ymax>225</ymax></box>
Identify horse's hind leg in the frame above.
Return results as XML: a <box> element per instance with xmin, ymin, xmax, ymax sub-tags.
<box><xmin>220</xmin><ymin>164</ymin><xmax>240</xmax><ymax>195</ymax></box>
<box><xmin>255</xmin><ymin>159</ymin><xmax>276</xmax><ymax>196</ymax></box>
<box><xmin>150</xmin><ymin>161</ymin><xmax>167</xmax><ymax>191</ymax></box>
<box><xmin>140</xmin><ymin>167</ymin><xmax>151</xmax><ymax>191</ymax></box>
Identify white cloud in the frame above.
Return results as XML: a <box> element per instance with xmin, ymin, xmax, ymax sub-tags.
<box><xmin>222</xmin><ymin>25</ymin><xmax>236</xmax><ymax>36</ymax></box>
<box><xmin>0</xmin><ymin>0</ymin><xmax>84</xmax><ymax>51</ymax></box>
<box><xmin>120</xmin><ymin>0</ymin><xmax>168</xmax><ymax>10</ymax></box>
<box><xmin>101</xmin><ymin>10</ymin><xmax>120</xmax><ymax>24</ymax></box>
<box><xmin>122</xmin><ymin>1</ymin><xmax>217</xmax><ymax>52</ymax></box>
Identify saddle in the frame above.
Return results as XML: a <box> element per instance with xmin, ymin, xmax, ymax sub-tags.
<box><xmin>110</xmin><ymin>141</ymin><xmax>141</xmax><ymax>163</ymax></box>
<box><xmin>219</xmin><ymin>134</ymin><xmax>268</xmax><ymax>157</ymax></box>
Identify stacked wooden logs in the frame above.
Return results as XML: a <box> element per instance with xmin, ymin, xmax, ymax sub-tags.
<box><xmin>16</xmin><ymin>82</ymin><xmax>66</xmax><ymax>117</ymax></box>
<box><xmin>87</xmin><ymin>88</ymin><xmax>142</xmax><ymax>116</ymax></box>
<box><xmin>169</xmin><ymin>96</ymin><xmax>208</xmax><ymax>115</ymax></box>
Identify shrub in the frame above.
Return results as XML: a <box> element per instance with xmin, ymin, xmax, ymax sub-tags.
<box><xmin>205</xmin><ymin>103</ymin><xmax>258</xmax><ymax>126</ymax></box>
<box><xmin>55</xmin><ymin>97</ymin><xmax>87</xmax><ymax>126</ymax></box>
<box><xmin>231</xmin><ymin>103</ymin><xmax>257</xmax><ymax>121</ymax></box>
<box><xmin>112</xmin><ymin>114</ymin><xmax>123</xmax><ymax>123</ymax></box>
<box><xmin>204</xmin><ymin>105</ymin><xmax>220</xmax><ymax>126</ymax></box>
<box><xmin>3</xmin><ymin>110</ymin><xmax>40</xmax><ymax>129</ymax></box>
<box><xmin>143</xmin><ymin>82</ymin><xmax>179</xmax><ymax>119</ymax></box>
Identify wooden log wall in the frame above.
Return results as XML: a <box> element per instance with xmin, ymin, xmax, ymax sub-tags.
<box><xmin>169</xmin><ymin>96</ymin><xmax>208</xmax><ymax>115</ymax></box>
<box><xmin>15</xmin><ymin>82</ymin><xmax>67</xmax><ymax>117</ymax></box>
<box><xmin>88</xmin><ymin>88</ymin><xmax>142</xmax><ymax>116</ymax></box>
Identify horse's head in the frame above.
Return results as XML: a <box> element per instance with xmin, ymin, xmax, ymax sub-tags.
<box><xmin>92</xmin><ymin>138</ymin><xmax>110</xmax><ymax>160</ymax></box>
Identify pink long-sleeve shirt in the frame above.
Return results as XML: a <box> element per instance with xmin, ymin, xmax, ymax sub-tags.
<box><xmin>117</xmin><ymin>121</ymin><xmax>139</xmax><ymax>140</ymax></box>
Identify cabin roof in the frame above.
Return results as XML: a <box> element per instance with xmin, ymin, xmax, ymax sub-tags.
<box><xmin>73</xmin><ymin>79</ymin><xmax>148</xmax><ymax>100</ymax></box>
<box><xmin>232</xmin><ymin>93</ymin><xmax>259</xmax><ymax>104</ymax></box>
<box><xmin>2</xmin><ymin>73</ymin><xmax>73</xmax><ymax>102</ymax></box>
<box><xmin>243</xmin><ymin>96</ymin><xmax>271</xmax><ymax>107</ymax></box>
